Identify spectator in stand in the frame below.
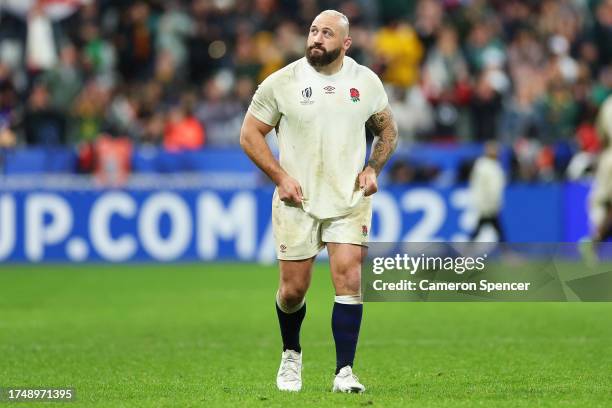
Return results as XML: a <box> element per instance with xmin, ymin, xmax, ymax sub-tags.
<box><xmin>536</xmin><ymin>75</ymin><xmax>579</xmax><ymax>143</ymax></box>
<box><xmin>26</xmin><ymin>1</ymin><xmax>58</xmax><ymax>73</ymax></box>
<box><xmin>499</xmin><ymin>80</ymin><xmax>542</xmax><ymax>145</ymax></box>
<box><xmin>0</xmin><ymin>63</ymin><xmax>18</xmax><ymax>132</ymax></box>
<box><xmin>464</xmin><ymin>20</ymin><xmax>505</xmax><ymax>74</ymax></box>
<box><xmin>156</xmin><ymin>0</ymin><xmax>194</xmax><ymax>79</ymax></box>
<box><xmin>195</xmin><ymin>77</ymin><xmax>243</xmax><ymax>146</ymax></box>
<box><xmin>592</xmin><ymin>0</ymin><xmax>612</xmax><ymax>67</ymax></box>
<box><xmin>41</xmin><ymin>43</ymin><xmax>83</xmax><ymax>111</ymax></box>
<box><xmin>115</xmin><ymin>1</ymin><xmax>156</xmax><ymax>81</ymax></box>
<box><xmin>373</xmin><ymin>19</ymin><xmax>423</xmax><ymax>88</ymax></box>
<box><xmin>0</xmin><ymin>63</ymin><xmax>18</xmax><ymax>148</ymax></box>
<box><xmin>421</xmin><ymin>24</ymin><xmax>470</xmax><ymax>139</ymax></box>
<box><xmin>413</xmin><ymin>0</ymin><xmax>443</xmax><ymax>55</ymax></box>
<box><xmin>70</xmin><ymin>81</ymin><xmax>110</xmax><ymax>143</ymax></box>
<box><xmin>140</xmin><ymin>111</ymin><xmax>165</xmax><ymax>146</ymax></box>
<box><xmin>80</xmin><ymin>21</ymin><xmax>117</xmax><ymax>87</ymax></box>
<box><xmin>23</xmin><ymin>82</ymin><xmax>66</xmax><ymax>146</ymax></box>
<box><xmin>164</xmin><ymin>101</ymin><xmax>205</xmax><ymax>151</ymax></box>
<box><xmin>470</xmin><ymin>72</ymin><xmax>503</xmax><ymax>142</ymax></box>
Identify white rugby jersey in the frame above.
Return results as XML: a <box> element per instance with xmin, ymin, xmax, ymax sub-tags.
<box><xmin>248</xmin><ymin>56</ymin><xmax>388</xmax><ymax>219</ymax></box>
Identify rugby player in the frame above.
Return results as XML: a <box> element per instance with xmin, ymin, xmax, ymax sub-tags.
<box><xmin>240</xmin><ymin>10</ymin><xmax>398</xmax><ymax>393</ymax></box>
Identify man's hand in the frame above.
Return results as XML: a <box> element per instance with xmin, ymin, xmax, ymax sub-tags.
<box><xmin>278</xmin><ymin>175</ymin><xmax>304</xmax><ymax>205</ymax></box>
<box><xmin>357</xmin><ymin>166</ymin><xmax>378</xmax><ymax>196</ymax></box>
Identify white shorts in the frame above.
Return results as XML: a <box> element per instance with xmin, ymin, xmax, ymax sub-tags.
<box><xmin>271</xmin><ymin>193</ymin><xmax>372</xmax><ymax>260</ymax></box>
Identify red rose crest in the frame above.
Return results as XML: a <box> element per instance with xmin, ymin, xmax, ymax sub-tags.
<box><xmin>350</xmin><ymin>88</ymin><xmax>360</xmax><ymax>102</ymax></box>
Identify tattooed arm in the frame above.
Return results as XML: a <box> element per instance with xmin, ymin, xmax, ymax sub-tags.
<box><xmin>357</xmin><ymin>105</ymin><xmax>398</xmax><ymax>196</ymax></box>
<box><xmin>365</xmin><ymin>105</ymin><xmax>398</xmax><ymax>175</ymax></box>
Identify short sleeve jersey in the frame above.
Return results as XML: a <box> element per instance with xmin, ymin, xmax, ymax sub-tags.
<box><xmin>248</xmin><ymin>56</ymin><xmax>388</xmax><ymax>219</ymax></box>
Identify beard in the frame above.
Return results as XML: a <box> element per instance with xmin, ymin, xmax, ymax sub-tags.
<box><xmin>305</xmin><ymin>44</ymin><xmax>342</xmax><ymax>68</ymax></box>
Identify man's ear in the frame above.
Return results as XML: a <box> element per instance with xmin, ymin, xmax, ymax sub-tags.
<box><xmin>343</xmin><ymin>36</ymin><xmax>352</xmax><ymax>52</ymax></box>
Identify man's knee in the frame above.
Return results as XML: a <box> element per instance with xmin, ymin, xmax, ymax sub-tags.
<box><xmin>278</xmin><ymin>284</ymin><xmax>308</xmax><ymax>307</ymax></box>
<box><xmin>332</xmin><ymin>265</ymin><xmax>361</xmax><ymax>295</ymax></box>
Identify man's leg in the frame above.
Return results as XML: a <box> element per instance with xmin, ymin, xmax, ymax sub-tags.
<box><xmin>271</xmin><ymin>192</ymin><xmax>324</xmax><ymax>391</ymax></box>
<box><xmin>276</xmin><ymin>257</ymin><xmax>314</xmax><ymax>353</ymax></box>
<box><xmin>491</xmin><ymin>215</ymin><xmax>506</xmax><ymax>242</ymax></box>
<box><xmin>328</xmin><ymin>242</ymin><xmax>366</xmax><ymax>392</ymax></box>
<box><xmin>470</xmin><ymin>216</ymin><xmax>486</xmax><ymax>240</ymax></box>
<box><xmin>274</xmin><ymin>257</ymin><xmax>315</xmax><ymax>392</ymax></box>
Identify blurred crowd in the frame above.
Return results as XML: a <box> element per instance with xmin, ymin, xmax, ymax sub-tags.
<box><xmin>1</xmin><ymin>0</ymin><xmax>612</xmax><ymax>181</ymax></box>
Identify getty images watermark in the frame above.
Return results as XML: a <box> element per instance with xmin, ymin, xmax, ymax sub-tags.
<box><xmin>371</xmin><ymin>252</ymin><xmax>531</xmax><ymax>293</ymax></box>
<box><xmin>362</xmin><ymin>242</ymin><xmax>612</xmax><ymax>302</ymax></box>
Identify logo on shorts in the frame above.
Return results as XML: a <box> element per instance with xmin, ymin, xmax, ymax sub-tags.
<box><xmin>361</xmin><ymin>225</ymin><xmax>368</xmax><ymax>237</ymax></box>
<box><xmin>324</xmin><ymin>85</ymin><xmax>335</xmax><ymax>94</ymax></box>
<box><xmin>350</xmin><ymin>88</ymin><xmax>360</xmax><ymax>103</ymax></box>
<box><xmin>280</xmin><ymin>244</ymin><xmax>287</xmax><ymax>253</ymax></box>
<box><xmin>301</xmin><ymin>87</ymin><xmax>314</xmax><ymax>105</ymax></box>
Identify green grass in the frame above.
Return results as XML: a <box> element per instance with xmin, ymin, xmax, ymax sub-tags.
<box><xmin>0</xmin><ymin>263</ymin><xmax>611</xmax><ymax>407</ymax></box>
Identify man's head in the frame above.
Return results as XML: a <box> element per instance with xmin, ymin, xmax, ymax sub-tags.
<box><xmin>305</xmin><ymin>10</ymin><xmax>351</xmax><ymax>68</ymax></box>
<box><xmin>484</xmin><ymin>141</ymin><xmax>499</xmax><ymax>159</ymax></box>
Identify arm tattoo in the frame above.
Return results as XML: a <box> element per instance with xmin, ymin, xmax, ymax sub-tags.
<box><xmin>365</xmin><ymin>106</ymin><xmax>398</xmax><ymax>175</ymax></box>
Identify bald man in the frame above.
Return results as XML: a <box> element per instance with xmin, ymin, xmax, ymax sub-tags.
<box><xmin>240</xmin><ymin>10</ymin><xmax>397</xmax><ymax>393</ymax></box>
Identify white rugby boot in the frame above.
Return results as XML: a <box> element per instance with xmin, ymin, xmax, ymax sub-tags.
<box><xmin>276</xmin><ymin>350</ymin><xmax>302</xmax><ymax>391</ymax></box>
<box><xmin>332</xmin><ymin>365</ymin><xmax>366</xmax><ymax>393</ymax></box>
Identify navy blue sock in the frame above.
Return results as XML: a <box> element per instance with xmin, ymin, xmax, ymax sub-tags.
<box><xmin>276</xmin><ymin>301</ymin><xmax>306</xmax><ymax>353</ymax></box>
<box><xmin>332</xmin><ymin>300</ymin><xmax>363</xmax><ymax>374</ymax></box>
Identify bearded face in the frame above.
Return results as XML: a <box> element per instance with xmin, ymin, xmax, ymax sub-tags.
<box><xmin>305</xmin><ymin>43</ymin><xmax>342</xmax><ymax>68</ymax></box>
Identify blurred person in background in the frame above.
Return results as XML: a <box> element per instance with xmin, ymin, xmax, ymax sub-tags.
<box><xmin>421</xmin><ymin>24</ymin><xmax>470</xmax><ymax>140</ymax></box>
<box><xmin>470</xmin><ymin>141</ymin><xmax>506</xmax><ymax>241</ymax></box>
<box><xmin>26</xmin><ymin>1</ymin><xmax>58</xmax><ymax>73</ymax></box>
<box><xmin>156</xmin><ymin>0</ymin><xmax>194</xmax><ymax>80</ymax></box>
<box><xmin>388</xmin><ymin>85</ymin><xmax>434</xmax><ymax>144</ymax></box>
<box><xmin>470</xmin><ymin>70</ymin><xmax>504</xmax><ymax>142</ymax></box>
<box><xmin>464</xmin><ymin>19</ymin><xmax>505</xmax><ymax>74</ymax></box>
<box><xmin>115</xmin><ymin>1</ymin><xmax>156</xmax><ymax>81</ymax></box>
<box><xmin>41</xmin><ymin>43</ymin><xmax>83</xmax><ymax>111</ymax></box>
<box><xmin>593</xmin><ymin>0</ymin><xmax>612</xmax><ymax>67</ymax></box>
<box><xmin>164</xmin><ymin>99</ymin><xmax>205</xmax><ymax>151</ymax></box>
<box><xmin>373</xmin><ymin>19</ymin><xmax>423</xmax><ymax>88</ymax></box>
<box><xmin>23</xmin><ymin>82</ymin><xmax>66</xmax><ymax>146</ymax></box>
<box><xmin>139</xmin><ymin>111</ymin><xmax>165</xmax><ymax>146</ymax></box>
<box><xmin>0</xmin><ymin>63</ymin><xmax>18</xmax><ymax>147</ymax></box>
<box><xmin>80</xmin><ymin>21</ymin><xmax>117</xmax><ymax>87</ymax></box>
<box><xmin>195</xmin><ymin>76</ymin><xmax>244</xmax><ymax>146</ymax></box>
<box><xmin>581</xmin><ymin>92</ymin><xmax>612</xmax><ymax>263</ymax></box>
<box><xmin>70</xmin><ymin>81</ymin><xmax>110</xmax><ymax>143</ymax></box>
<box><xmin>93</xmin><ymin>132</ymin><xmax>132</xmax><ymax>186</ymax></box>
<box><xmin>413</xmin><ymin>0</ymin><xmax>443</xmax><ymax>54</ymax></box>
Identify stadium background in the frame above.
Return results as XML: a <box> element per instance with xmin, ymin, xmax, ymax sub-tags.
<box><xmin>0</xmin><ymin>0</ymin><xmax>608</xmax><ymax>262</ymax></box>
<box><xmin>1</xmin><ymin>2</ymin><xmax>612</xmax><ymax>406</ymax></box>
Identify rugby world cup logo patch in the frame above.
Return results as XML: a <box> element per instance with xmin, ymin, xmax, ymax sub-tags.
<box><xmin>350</xmin><ymin>88</ymin><xmax>360</xmax><ymax>102</ymax></box>
<box><xmin>300</xmin><ymin>86</ymin><xmax>314</xmax><ymax>105</ymax></box>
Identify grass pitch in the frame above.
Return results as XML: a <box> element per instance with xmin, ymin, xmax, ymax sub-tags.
<box><xmin>0</xmin><ymin>263</ymin><xmax>611</xmax><ymax>407</ymax></box>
